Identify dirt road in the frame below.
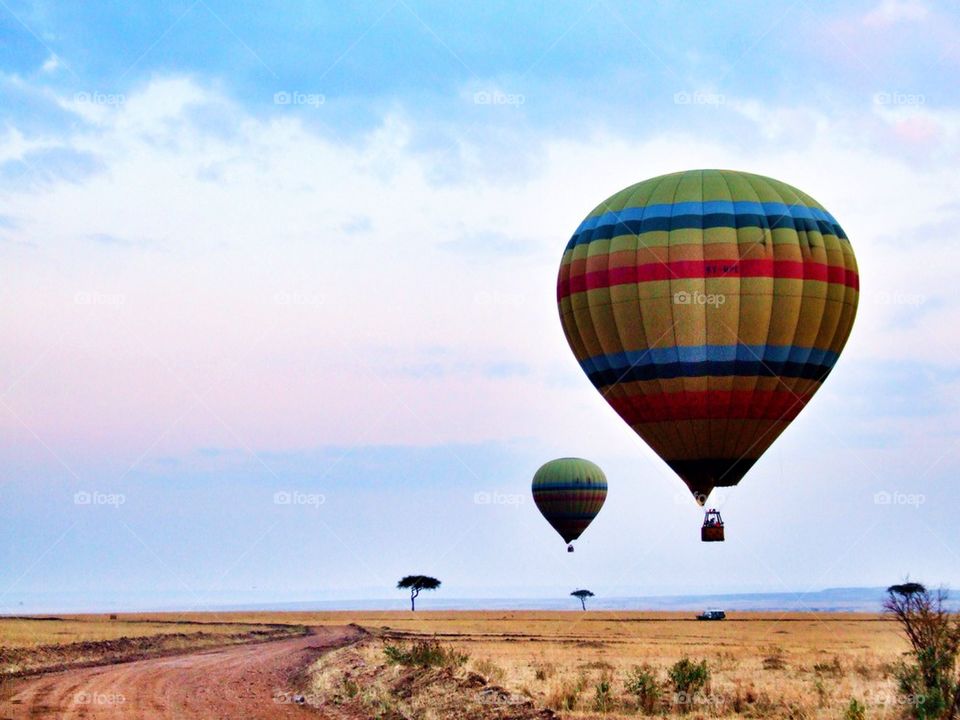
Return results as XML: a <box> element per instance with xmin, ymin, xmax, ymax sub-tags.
<box><xmin>0</xmin><ymin>625</ymin><xmax>363</xmax><ymax>719</ymax></box>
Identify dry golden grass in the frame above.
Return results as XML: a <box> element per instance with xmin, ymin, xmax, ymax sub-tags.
<box><xmin>0</xmin><ymin>615</ymin><xmax>306</xmax><ymax>677</ymax></box>
<box><xmin>0</xmin><ymin>616</ymin><xmax>283</xmax><ymax>649</ymax></box>
<box><xmin>0</xmin><ymin>610</ymin><xmax>912</xmax><ymax>718</ymax></box>
<box><xmin>298</xmin><ymin>611</ymin><xmax>909</xmax><ymax>720</ymax></box>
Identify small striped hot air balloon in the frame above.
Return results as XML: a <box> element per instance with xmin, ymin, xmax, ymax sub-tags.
<box><xmin>556</xmin><ymin>170</ymin><xmax>859</xmax><ymax>540</ymax></box>
<box><xmin>532</xmin><ymin>458</ymin><xmax>607</xmax><ymax>552</ymax></box>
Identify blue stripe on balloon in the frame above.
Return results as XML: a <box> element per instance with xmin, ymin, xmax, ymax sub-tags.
<box><xmin>575</xmin><ymin>202</ymin><xmax>840</xmax><ymax>232</ymax></box>
<box><xmin>579</xmin><ymin>344</ymin><xmax>840</xmax><ymax>385</ymax></box>
<box><xmin>567</xmin><ymin>202</ymin><xmax>846</xmax><ymax>248</ymax></box>
<box><xmin>533</xmin><ymin>483</ymin><xmax>608</xmax><ymax>492</ymax></box>
<box><xmin>581</xmin><ymin>344</ymin><xmax>839</xmax><ymax>370</ymax></box>
<box><xmin>586</xmin><ymin>359</ymin><xmax>834</xmax><ymax>385</ymax></box>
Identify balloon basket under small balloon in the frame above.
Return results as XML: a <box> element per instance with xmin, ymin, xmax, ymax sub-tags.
<box><xmin>567</xmin><ymin>544</ymin><xmax>574</xmax><ymax>553</ymax></box>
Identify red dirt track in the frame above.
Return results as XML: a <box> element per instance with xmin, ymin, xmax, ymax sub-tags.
<box><xmin>0</xmin><ymin>625</ymin><xmax>363</xmax><ymax>719</ymax></box>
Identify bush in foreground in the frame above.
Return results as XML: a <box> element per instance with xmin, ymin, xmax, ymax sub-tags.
<box><xmin>593</xmin><ymin>675</ymin><xmax>614</xmax><ymax>712</ymax></box>
<box><xmin>382</xmin><ymin>640</ymin><xmax>467</xmax><ymax>669</ymax></box>
<box><xmin>843</xmin><ymin>698</ymin><xmax>866</xmax><ymax>720</ymax></box>
<box><xmin>669</xmin><ymin>657</ymin><xmax>710</xmax><ymax>713</ymax></box>
<box><xmin>624</xmin><ymin>663</ymin><xmax>661</xmax><ymax>714</ymax></box>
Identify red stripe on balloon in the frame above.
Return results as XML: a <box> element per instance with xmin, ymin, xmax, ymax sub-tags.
<box><xmin>607</xmin><ymin>389</ymin><xmax>811</xmax><ymax>423</ymax></box>
<box><xmin>557</xmin><ymin>259</ymin><xmax>859</xmax><ymax>299</ymax></box>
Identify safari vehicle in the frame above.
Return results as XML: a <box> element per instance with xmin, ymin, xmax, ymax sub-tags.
<box><xmin>696</xmin><ymin>609</ymin><xmax>726</xmax><ymax>621</ymax></box>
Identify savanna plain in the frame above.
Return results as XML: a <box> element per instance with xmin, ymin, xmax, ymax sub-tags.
<box><xmin>0</xmin><ymin>610</ymin><xmax>908</xmax><ymax>719</ymax></box>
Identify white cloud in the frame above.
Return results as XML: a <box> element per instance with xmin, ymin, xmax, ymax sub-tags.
<box><xmin>41</xmin><ymin>54</ymin><xmax>61</xmax><ymax>73</ymax></box>
<box><xmin>1</xmin><ymin>76</ymin><xmax>959</xmax><ymax>463</ymax></box>
<box><xmin>863</xmin><ymin>0</ymin><xmax>930</xmax><ymax>26</ymax></box>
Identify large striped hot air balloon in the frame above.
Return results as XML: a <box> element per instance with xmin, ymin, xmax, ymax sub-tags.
<box><xmin>532</xmin><ymin>458</ymin><xmax>607</xmax><ymax>552</ymax></box>
<box><xmin>556</xmin><ymin>170</ymin><xmax>858</xmax><ymax>539</ymax></box>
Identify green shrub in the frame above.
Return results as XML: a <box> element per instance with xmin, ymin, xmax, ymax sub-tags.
<box><xmin>894</xmin><ymin>660</ymin><xmax>947</xmax><ymax>720</ymax></box>
<box><xmin>624</xmin><ymin>664</ymin><xmax>661</xmax><ymax>714</ymax></box>
<box><xmin>843</xmin><ymin>698</ymin><xmax>866</xmax><ymax>720</ymax></box>
<box><xmin>341</xmin><ymin>676</ymin><xmax>359</xmax><ymax>698</ymax></box>
<box><xmin>668</xmin><ymin>658</ymin><xmax>710</xmax><ymax>713</ymax></box>
<box><xmin>382</xmin><ymin>640</ymin><xmax>467</xmax><ymax>668</ymax></box>
<box><xmin>593</xmin><ymin>677</ymin><xmax>613</xmax><ymax>712</ymax></box>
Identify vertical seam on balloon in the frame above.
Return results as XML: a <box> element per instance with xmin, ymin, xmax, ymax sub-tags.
<box><xmin>565</xmin><ymin>184</ymin><xmax>675</xmax><ymax>457</ymax></box>
<box><xmin>832</xmin><ymin>245</ymin><xmax>860</xmax><ymax>367</ymax></box>
<box><xmin>751</xmin><ymin>176</ymin><xmax>805</xmax><ymax>452</ymax></box>
<box><xmin>828</xmin><ymin>214</ymin><xmax>859</xmax><ymax>368</ymax></box>
<box><xmin>620</xmin><ymin>183</ymin><xmax>670</xmax><ymax>455</ymax></box>
<box><xmin>796</xmin><ymin>192</ymin><xmax>840</xmax><ymax>408</ymax></box>
<box><xmin>714</xmin><ymin>177</ymin><xmax>816</xmax><ymax>485</ymax></box>
<box><xmin>713</xmin><ymin>169</ymin><xmax>739</xmax><ymax>468</ymax></box>
<box><xmin>696</xmin><ymin>169</ymin><xmax>711</xmax><ymax>464</ymax></box>
<box><xmin>592</xmin><ymin>182</ymin><xmax>670</xmax><ymax>454</ymax></box>
<box><xmin>777</xmin><ymin>181</ymin><xmax>821</xmax><ymax>448</ymax></box>
<box><xmin>724</xmin><ymin>173</ymin><xmax>807</xmax><ymax>474</ymax></box>
<box><xmin>801</xmin><ymin>188</ymin><xmax>858</xmax><ymax>390</ymax></box>
<box><xmin>627</xmin><ymin>173</ymin><xmax>688</xmax><ymax>458</ymax></box>
<box><xmin>610</xmin><ymin>174</ymin><xmax>687</xmax><ymax>459</ymax></box>
<box><xmin>634</xmin><ymin>173</ymin><xmax>690</xmax><ymax>460</ymax></box>
<box><xmin>606</xmin><ymin>180</ymin><xmax>665</xmax><ymax>452</ymax></box>
<box><xmin>561</xmin><ymin>218</ymin><xmax>610</xmax><ymax>447</ymax></box>
<box><xmin>751</xmin><ymin>180</ymin><xmax>811</xmax><ymax>462</ymax></box>
<box><xmin>722</xmin><ymin>171</ymin><xmax>772</xmax><ymax>468</ymax></box>
<box><xmin>665</xmin><ymin>173</ymin><xmax>699</xmax><ymax>464</ymax></box>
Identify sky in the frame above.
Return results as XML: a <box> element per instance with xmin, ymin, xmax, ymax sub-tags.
<box><xmin>1</xmin><ymin>0</ymin><xmax>959</xmax><ymax>612</ymax></box>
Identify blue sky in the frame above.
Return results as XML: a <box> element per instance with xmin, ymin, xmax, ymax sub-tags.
<box><xmin>1</xmin><ymin>0</ymin><xmax>960</xmax><ymax>611</ymax></box>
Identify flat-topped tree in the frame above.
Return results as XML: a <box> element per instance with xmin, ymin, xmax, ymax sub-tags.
<box><xmin>571</xmin><ymin>589</ymin><xmax>594</xmax><ymax>611</ymax></box>
<box><xmin>884</xmin><ymin>581</ymin><xmax>960</xmax><ymax>718</ymax></box>
<box><xmin>397</xmin><ymin>575</ymin><xmax>441</xmax><ymax>611</ymax></box>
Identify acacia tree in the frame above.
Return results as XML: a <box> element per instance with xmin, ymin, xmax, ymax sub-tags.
<box><xmin>884</xmin><ymin>582</ymin><xmax>960</xmax><ymax>719</ymax></box>
<box><xmin>397</xmin><ymin>575</ymin><xmax>441</xmax><ymax>611</ymax></box>
<box><xmin>571</xmin><ymin>589</ymin><xmax>595</xmax><ymax>611</ymax></box>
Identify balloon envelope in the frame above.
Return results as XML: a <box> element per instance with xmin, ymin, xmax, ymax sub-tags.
<box><xmin>532</xmin><ymin>458</ymin><xmax>608</xmax><ymax>545</ymax></box>
<box><xmin>556</xmin><ymin>169</ymin><xmax>858</xmax><ymax>503</ymax></box>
